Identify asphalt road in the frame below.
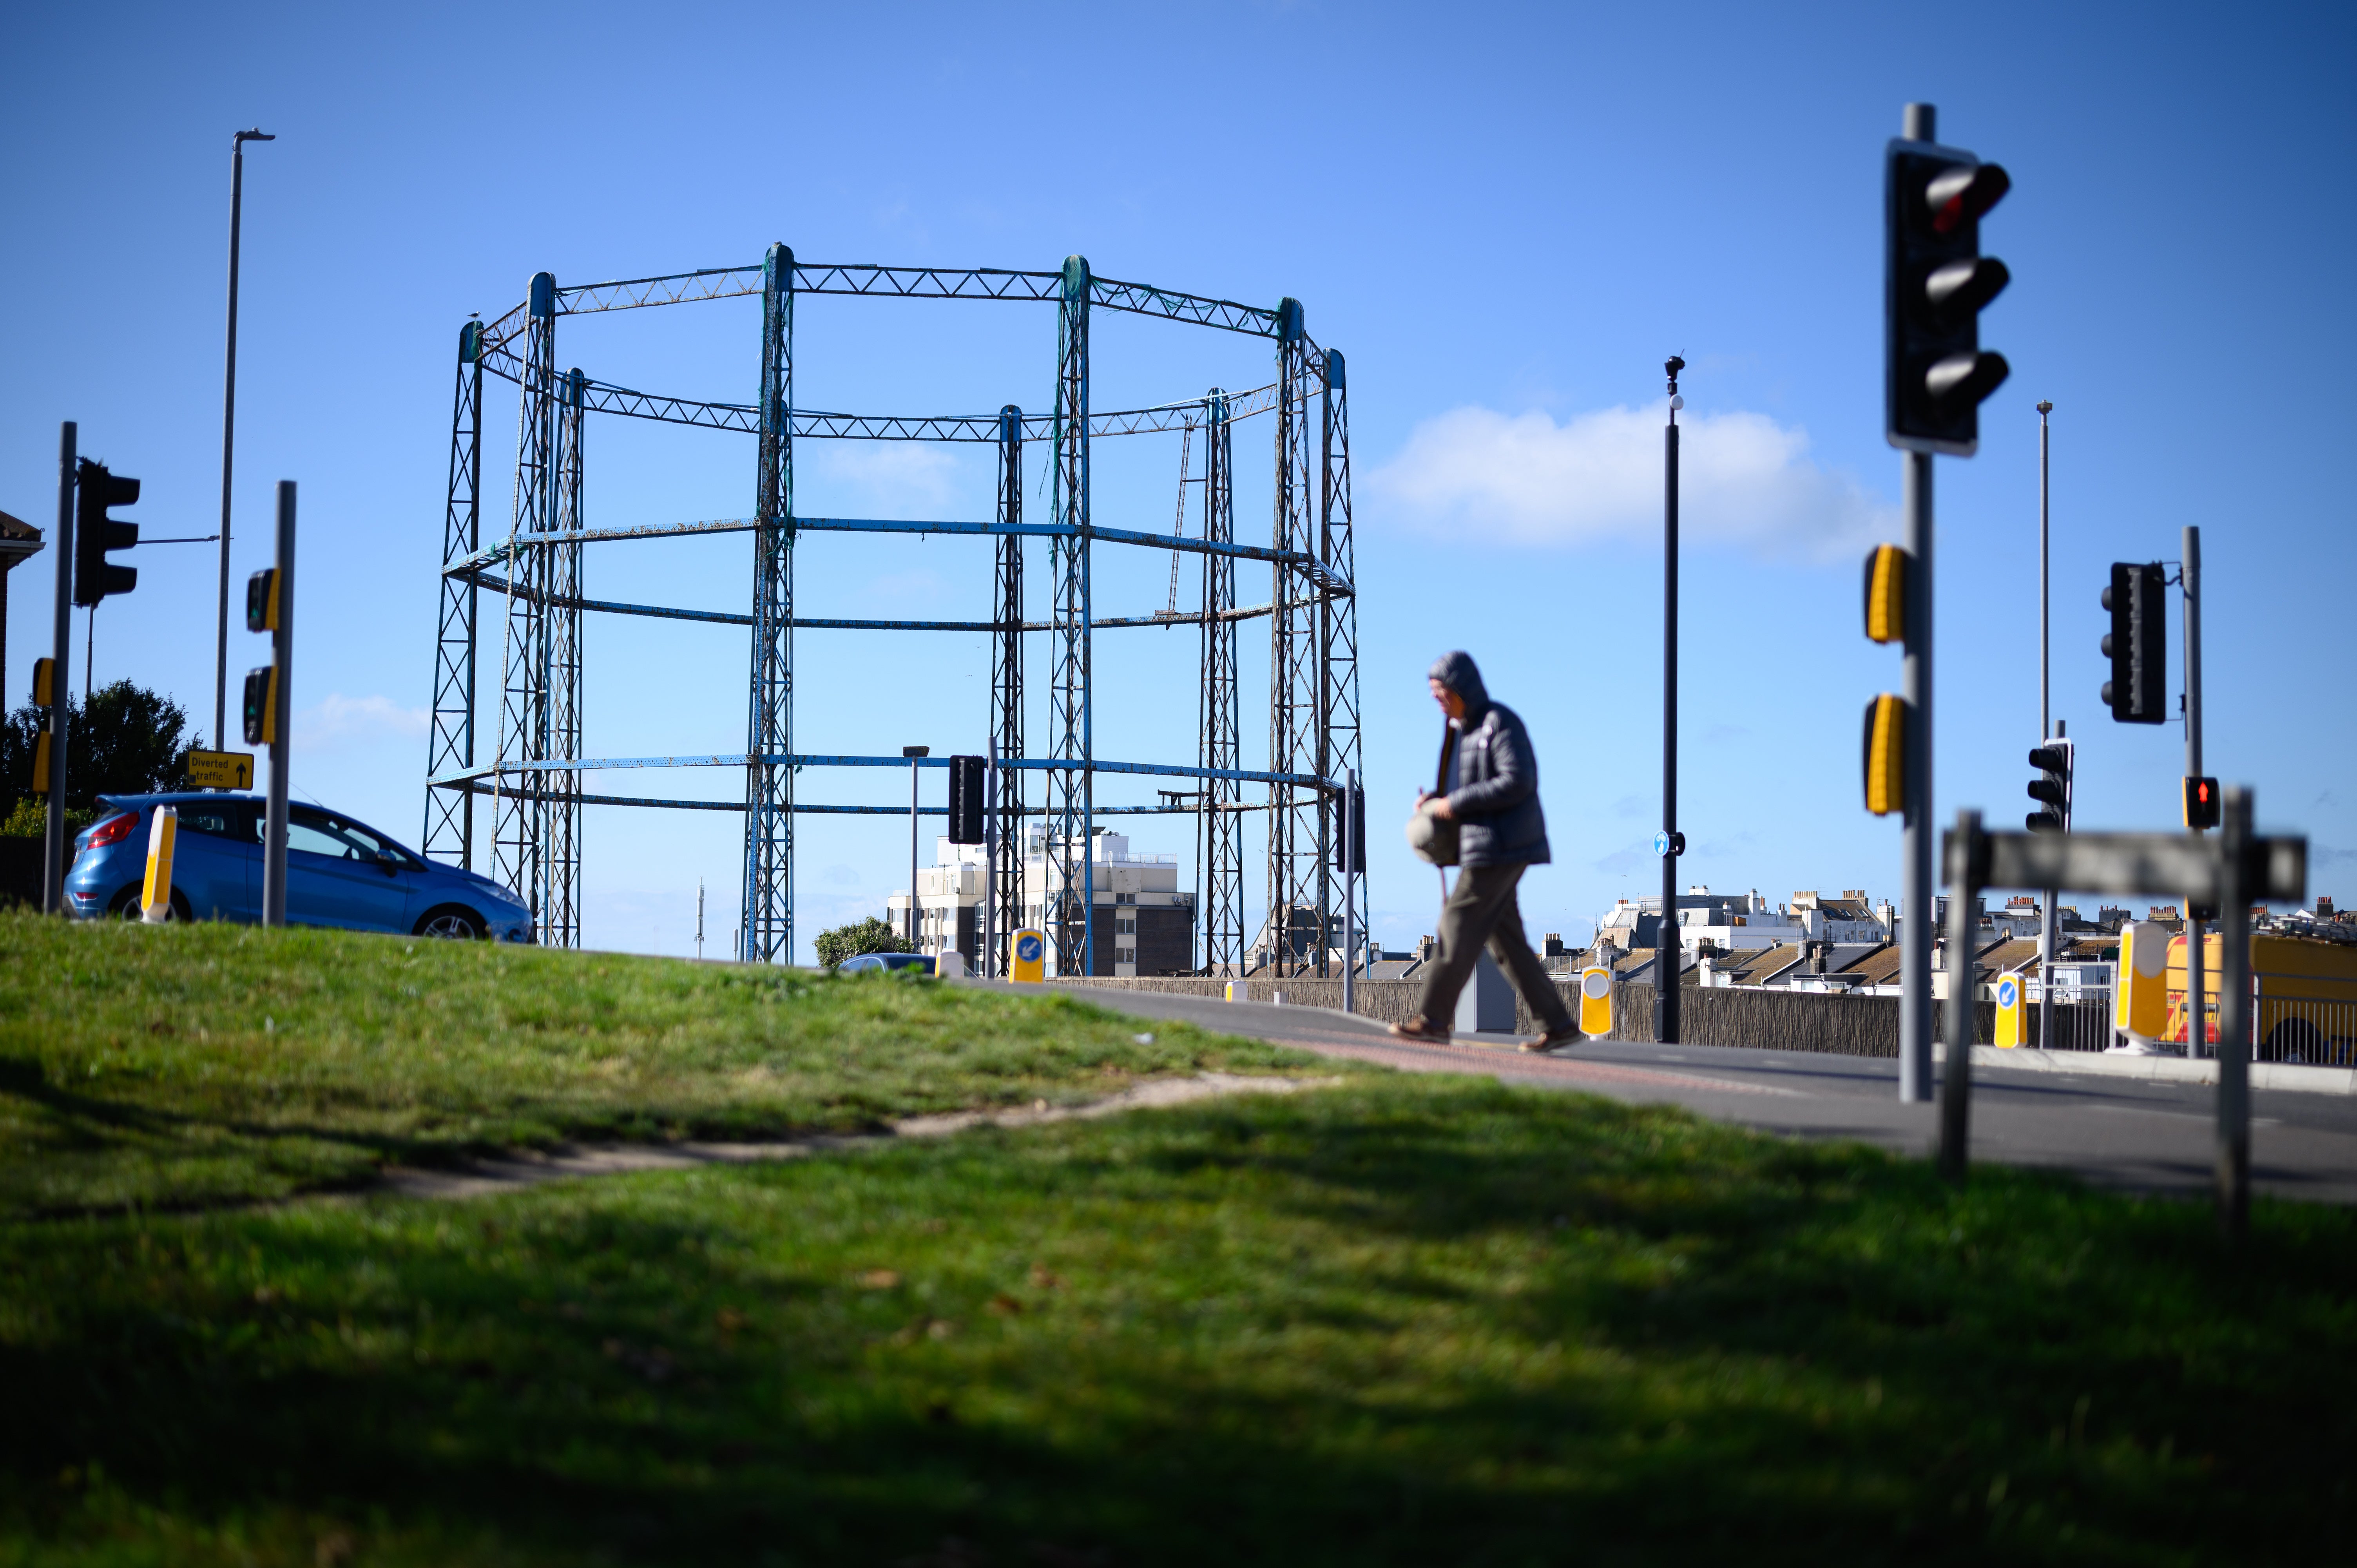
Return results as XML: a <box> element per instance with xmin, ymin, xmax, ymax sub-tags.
<box><xmin>1024</xmin><ymin>985</ymin><xmax>2357</xmax><ymax>1206</ymax></box>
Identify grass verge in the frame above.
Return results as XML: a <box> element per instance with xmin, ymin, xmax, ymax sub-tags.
<box><xmin>3</xmin><ymin>1077</ymin><xmax>2352</xmax><ymax>1564</ymax></box>
<box><xmin>0</xmin><ymin>910</ymin><xmax>1323</xmax><ymax>1219</ymax></box>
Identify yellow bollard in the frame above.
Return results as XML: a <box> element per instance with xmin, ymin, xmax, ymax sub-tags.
<box><xmin>1577</xmin><ymin>965</ymin><xmax>1613</xmax><ymax>1037</ymax></box>
<box><xmin>140</xmin><ymin>806</ymin><xmax>178</xmax><ymax>924</ymax></box>
<box><xmin>1993</xmin><ymin>971</ymin><xmax>2025</xmax><ymax>1047</ymax></box>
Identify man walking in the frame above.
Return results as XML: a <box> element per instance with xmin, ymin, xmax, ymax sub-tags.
<box><xmin>1392</xmin><ymin>651</ymin><xmax>1581</xmax><ymax>1052</ymax></box>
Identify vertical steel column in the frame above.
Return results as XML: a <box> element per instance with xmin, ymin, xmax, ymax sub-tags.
<box><xmin>494</xmin><ymin>273</ymin><xmax>557</xmax><ymax>933</ymax></box>
<box><xmin>540</xmin><ymin>366</ymin><xmax>585</xmax><ymax>948</ymax></box>
<box><xmin>743</xmin><ymin>242</ymin><xmax>795</xmax><ymax>962</ymax></box>
<box><xmin>1049</xmin><ymin>256</ymin><xmax>1092</xmax><ymax>977</ymax></box>
<box><xmin>1319</xmin><ymin>349</ymin><xmax>1364</xmax><ymax>969</ymax></box>
<box><xmin>1198</xmin><ymin>388</ymin><xmax>1242</xmax><ymax>975</ymax></box>
<box><xmin>1267</xmin><ymin>298</ymin><xmax>1318</xmax><ymax>975</ymax></box>
<box><xmin>425</xmin><ymin>320</ymin><xmax>483</xmax><ymax>867</ymax></box>
<box><xmin>991</xmin><ymin>405</ymin><xmax>1025</xmax><ymax>971</ymax></box>
<box><xmin>2183</xmin><ymin>525</ymin><xmax>2205</xmax><ymax>1058</ymax></box>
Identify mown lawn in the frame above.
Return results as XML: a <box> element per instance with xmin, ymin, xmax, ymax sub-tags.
<box><xmin>0</xmin><ymin>911</ymin><xmax>1320</xmax><ymax>1219</ymax></box>
<box><xmin>4</xmin><ymin>1077</ymin><xmax>2351</xmax><ymax>1566</ymax></box>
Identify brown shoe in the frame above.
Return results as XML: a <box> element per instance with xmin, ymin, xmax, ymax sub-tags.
<box><xmin>1389</xmin><ymin>1016</ymin><xmax>1453</xmax><ymax>1044</ymax></box>
<box><xmin>1521</xmin><ymin>1023</ymin><xmax>1583</xmax><ymax>1054</ymax></box>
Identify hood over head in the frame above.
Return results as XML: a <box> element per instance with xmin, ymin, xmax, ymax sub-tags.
<box><xmin>1428</xmin><ymin>650</ymin><xmax>1490</xmax><ymax>719</ymax></box>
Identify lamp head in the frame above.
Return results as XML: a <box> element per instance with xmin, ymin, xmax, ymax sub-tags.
<box><xmin>1664</xmin><ymin>355</ymin><xmax>1685</xmax><ymax>393</ymax></box>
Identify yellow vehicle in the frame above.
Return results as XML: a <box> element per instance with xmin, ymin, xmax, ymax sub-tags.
<box><xmin>2165</xmin><ymin>928</ymin><xmax>2357</xmax><ymax>1064</ymax></box>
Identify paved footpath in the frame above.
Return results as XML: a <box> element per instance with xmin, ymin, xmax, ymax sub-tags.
<box><xmin>1018</xmin><ymin>985</ymin><xmax>2357</xmax><ymax>1206</ymax></box>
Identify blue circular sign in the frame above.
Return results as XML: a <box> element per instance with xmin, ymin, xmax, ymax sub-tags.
<box><xmin>1997</xmin><ymin>977</ymin><xmax>2018</xmax><ymax>1007</ymax></box>
<box><xmin>1016</xmin><ymin>933</ymin><xmax>1043</xmax><ymax>963</ymax></box>
<box><xmin>1652</xmin><ymin>830</ymin><xmax>1671</xmax><ymax>857</ymax></box>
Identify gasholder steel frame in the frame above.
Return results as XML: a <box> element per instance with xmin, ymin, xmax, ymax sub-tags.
<box><xmin>424</xmin><ymin>251</ymin><xmax>1362</xmax><ymax>978</ymax></box>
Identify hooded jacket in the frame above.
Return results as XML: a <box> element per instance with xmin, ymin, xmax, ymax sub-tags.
<box><xmin>1429</xmin><ymin>650</ymin><xmax>1550</xmax><ymax>867</ymax></box>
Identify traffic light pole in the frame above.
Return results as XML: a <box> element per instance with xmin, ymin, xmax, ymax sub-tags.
<box><xmin>215</xmin><ymin>129</ymin><xmax>274</xmax><ymax>753</ymax></box>
<box><xmin>262</xmin><ymin>482</ymin><xmax>294</xmax><ymax>927</ymax></box>
<box><xmin>2036</xmin><ymin>401</ymin><xmax>2057</xmax><ymax>1042</ymax></box>
<box><xmin>42</xmin><ymin>424</ymin><xmax>76</xmax><ymax>916</ymax></box>
<box><xmin>1900</xmin><ymin>449</ymin><xmax>1934</xmax><ymax>1101</ymax></box>
<box><xmin>2183</xmin><ymin>524</ymin><xmax>2204</xmax><ymax>1059</ymax></box>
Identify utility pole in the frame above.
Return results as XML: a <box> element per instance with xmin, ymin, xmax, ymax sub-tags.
<box><xmin>2183</xmin><ymin>525</ymin><xmax>2205</xmax><ymax>1057</ymax></box>
<box><xmin>2036</xmin><ymin>400</ymin><xmax>2057</xmax><ymax>1041</ymax></box>
<box><xmin>216</xmin><ymin>128</ymin><xmax>274</xmax><ymax>752</ymax></box>
<box><xmin>1657</xmin><ymin>355</ymin><xmax>1685</xmax><ymax>1043</ymax></box>
<box><xmin>42</xmin><ymin>424</ymin><xmax>76</xmax><ymax>915</ymax></box>
<box><xmin>261</xmin><ymin>482</ymin><xmax>295</xmax><ymax>927</ymax></box>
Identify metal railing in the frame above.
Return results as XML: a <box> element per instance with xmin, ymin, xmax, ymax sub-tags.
<box><xmin>2023</xmin><ymin>963</ymin><xmax>2115</xmax><ymax>1052</ymax></box>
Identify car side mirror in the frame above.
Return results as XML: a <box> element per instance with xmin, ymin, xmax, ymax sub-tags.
<box><xmin>377</xmin><ymin>851</ymin><xmax>403</xmax><ymax>875</ymax></box>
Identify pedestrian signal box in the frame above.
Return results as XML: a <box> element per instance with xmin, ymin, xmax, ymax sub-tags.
<box><xmin>246</xmin><ymin>568</ymin><xmax>281</xmax><ymax>633</ymax></box>
<box><xmin>2102</xmin><ymin>562</ymin><xmax>2168</xmax><ymax>723</ymax></box>
<box><xmin>242</xmin><ymin>666</ymin><xmax>278</xmax><ymax>746</ymax></box>
<box><xmin>2183</xmin><ymin>775</ymin><xmax>2220</xmax><ymax>831</ymax></box>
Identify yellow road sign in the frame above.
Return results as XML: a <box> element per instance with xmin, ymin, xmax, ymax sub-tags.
<box><xmin>1010</xmin><ymin>929</ymin><xmax>1046</xmax><ymax>984</ymax></box>
<box><xmin>186</xmin><ymin>750</ymin><xmax>254</xmax><ymax>790</ymax></box>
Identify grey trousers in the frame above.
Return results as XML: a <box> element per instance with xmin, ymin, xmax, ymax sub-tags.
<box><xmin>1415</xmin><ymin>862</ymin><xmax>1574</xmax><ymax>1033</ymax></box>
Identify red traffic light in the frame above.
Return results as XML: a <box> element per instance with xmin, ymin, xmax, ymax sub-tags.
<box><xmin>1925</xmin><ymin>162</ymin><xmax>2011</xmax><ymax>234</ymax></box>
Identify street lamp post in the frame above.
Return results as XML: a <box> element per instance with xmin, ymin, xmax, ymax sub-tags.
<box><xmin>216</xmin><ymin>127</ymin><xmax>274</xmax><ymax>752</ymax></box>
<box><xmin>1657</xmin><ymin>356</ymin><xmax>1686</xmax><ymax>1044</ymax></box>
<box><xmin>904</xmin><ymin>745</ymin><xmax>930</xmax><ymax>947</ymax></box>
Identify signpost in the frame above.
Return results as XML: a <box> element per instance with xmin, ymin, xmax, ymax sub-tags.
<box><xmin>1942</xmin><ymin>789</ymin><xmax>2304</xmax><ymax>1241</ymax></box>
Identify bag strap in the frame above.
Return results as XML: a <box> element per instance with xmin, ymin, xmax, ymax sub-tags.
<box><xmin>1434</xmin><ymin>718</ymin><xmax>1455</xmax><ymax>797</ymax></box>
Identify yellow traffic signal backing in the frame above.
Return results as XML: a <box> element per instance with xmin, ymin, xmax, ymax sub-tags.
<box><xmin>1862</xmin><ymin>544</ymin><xmax>1908</xmax><ymax>644</ymax></box>
<box><xmin>29</xmin><ymin>731</ymin><xmax>50</xmax><ymax>793</ymax></box>
<box><xmin>246</xmin><ymin>568</ymin><xmax>281</xmax><ymax>634</ymax></box>
<box><xmin>30</xmin><ymin>657</ymin><xmax>54</xmax><ymax>707</ymax></box>
<box><xmin>242</xmin><ymin>666</ymin><xmax>277</xmax><ymax>746</ymax></box>
<box><xmin>1862</xmin><ymin>693</ymin><xmax>1908</xmax><ymax>816</ymax></box>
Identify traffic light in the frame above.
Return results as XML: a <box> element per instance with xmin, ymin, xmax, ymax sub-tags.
<box><xmin>72</xmin><ymin>460</ymin><xmax>139</xmax><ymax>607</ymax></box>
<box><xmin>1886</xmin><ymin>137</ymin><xmax>2011</xmax><ymax>454</ymax></box>
<box><xmin>1327</xmin><ymin>780</ymin><xmax>1368</xmax><ymax>873</ymax></box>
<box><xmin>2183</xmin><ymin>775</ymin><xmax>2220</xmax><ymax>831</ymax></box>
<box><xmin>246</xmin><ymin>567</ymin><xmax>281</xmax><ymax>632</ymax></box>
<box><xmin>242</xmin><ymin>666</ymin><xmax>277</xmax><ymax>746</ymax></box>
<box><xmin>947</xmin><ymin>754</ymin><xmax>986</xmax><ymax>844</ymax></box>
<box><xmin>1862</xmin><ymin>543</ymin><xmax>1908</xmax><ymax>643</ymax></box>
<box><xmin>2026</xmin><ymin>739</ymin><xmax>2074</xmax><ymax>833</ymax></box>
<box><xmin>2101</xmin><ymin>562</ymin><xmax>2167</xmax><ymax>723</ymax></box>
<box><xmin>1862</xmin><ymin>694</ymin><xmax>1908</xmax><ymax>816</ymax></box>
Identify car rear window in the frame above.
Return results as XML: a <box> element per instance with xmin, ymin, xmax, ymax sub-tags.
<box><xmin>176</xmin><ymin>804</ymin><xmax>258</xmax><ymax>844</ymax></box>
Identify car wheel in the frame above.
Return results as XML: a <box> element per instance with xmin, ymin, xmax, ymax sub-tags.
<box><xmin>414</xmin><ymin>905</ymin><xmax>488</xmax><ymax>940</ymax></box>
<box><xmin>107</xmin><ymin>885</ymin><xmax>192</xmax><ymax>922</ymax></box>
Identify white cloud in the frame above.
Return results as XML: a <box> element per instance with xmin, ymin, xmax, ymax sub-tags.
<box><xmin>1370</xmin><ymin>402</ymin><xmax>1893</xmax><ymax>561</ymax></box>
<box><xmin>296</xmin><ymin>693</ymin><xmax>431</xmax><ymax>749</ymax></box>
<box><xmin>800</xmin><ymin>442</ymin><xmax>967</xmax><ymax>514</ymax></box>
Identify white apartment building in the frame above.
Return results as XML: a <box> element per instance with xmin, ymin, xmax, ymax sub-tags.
<box><xmin>885</xmin><ymin>825</ymin><xmax>1196</xmax><ymax>977</ymax></box>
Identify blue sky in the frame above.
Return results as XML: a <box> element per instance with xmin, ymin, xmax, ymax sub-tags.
<box><xmin>3</xmin><ymin>1</ymin><xmax>2350</xmax><ymax>960</ymax></box>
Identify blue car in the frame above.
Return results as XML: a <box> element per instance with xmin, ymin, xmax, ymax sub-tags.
<box><xmin>835</xmin><ymin>952</ymin><xmax>933</xmax><ymax>975</ymax></box>
<box><xmin>64</xmin><ymin>792</ymin><xmax>535</xmax><ymax>941</ymax></box>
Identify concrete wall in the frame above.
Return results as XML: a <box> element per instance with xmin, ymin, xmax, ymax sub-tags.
<box><xmin>1052</xmin><ymin>974</ymin><xmax>2080</xmax><ymax>1057</ymax></box>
